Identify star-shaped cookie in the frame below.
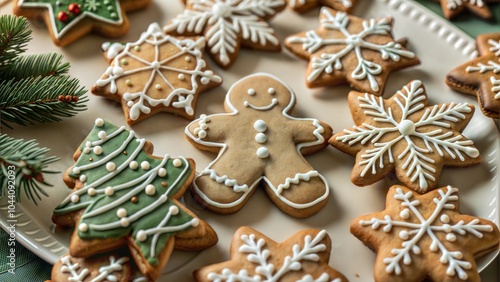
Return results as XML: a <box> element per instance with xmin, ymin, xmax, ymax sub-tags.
<box><xmin>13</xmin><ymin>0</ymin><xmax>151</xmax><ymax>46</ymax></box>
<box><xmin>92</xmin><ymin>23</ymin><xmax>222</xmax><ymax>124</ymax></box>
<box><xmin>287</xmin><ymin>0</ymin><xmax>358</xmax><ymax>14</ymax></box>
<box><xmin>446</xmin><ymin>32</ymin><xmax>500</xmax><ymax>119</ymax></box>
<box><xmin>330</xmin><ymin>80</ymin><xmax>481</xmax><ymax>193</ymax></box>
<box><xmin>437</xmin><ymin>0</ymin><xmax>498</xmax><ymax>20</ymax></box>
<box><xmin>195</xmin><ymin>226</ymin><xmax>348</xmax><ymax>282</ymax></box>
<box><xmin>164</xmin><ymin>0</ymin><xmax>286</xmax><ymax>69</ymax></box>
<box><xmin>351</xmin><ymin>185</ymin><xmax>500</xmax><ymax>282</ymax></box>
<box><xmin>51</xmin><ymin>118</ymin><xmax>218</xmax><ymax>280</ymax></box>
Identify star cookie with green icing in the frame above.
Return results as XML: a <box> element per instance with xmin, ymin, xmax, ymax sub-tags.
<box><xmin>13</xmin><ymin>0</ymin><xmax>151</xmax><ymax>46</ymax></box>
<box><xmin>51</xmin><ymin>118</ymin><xmax>218</xmax><ymax>280</ymax></box>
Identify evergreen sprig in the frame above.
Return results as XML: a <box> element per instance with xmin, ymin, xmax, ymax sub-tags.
<box><xmin>0</xmin><ymin>134</ymin><xmax>59</xmax><ymax>205</ymax></box>
<box><xmin>0</xmin><ymin>14</ymin><xmax>31</xmax><ymax>73</ymax></box>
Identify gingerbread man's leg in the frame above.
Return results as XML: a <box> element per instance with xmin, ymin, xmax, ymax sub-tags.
<box><xmin>263</xmin><ymin>154</ymin><xmax>329</xmax><ymax>218</ymax></box>
<box><xmin>193</xmin><ymin>149</ymin><xmax>266</xmax><ymax>214</ymax></box>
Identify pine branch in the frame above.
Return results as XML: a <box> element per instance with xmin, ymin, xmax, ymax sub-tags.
<box><xmin>0</xmin><ymin>15</ymin><xmax>31</xmax><ymax>72</ymax></box>
<box><xmin>0</xmin><ymin>134</ymin><xmax>59</xmax><ymax>205</ymax></box>
<box><xmin>1</xmin><ymin>53</ymin><xmax>70</xmax><ymax>80</ymax></box>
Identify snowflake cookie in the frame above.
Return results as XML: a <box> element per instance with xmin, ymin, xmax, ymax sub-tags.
<box><xmin>436</xmin><ymin>0</ymin><xmax>497</xmax><ymax>20</ymax></box>
<box><xmin>13</xmin><ymin>0</ymin><xmax>151</xmax><ymax>46</ymax></box>
<box><xmin>287</xmin><ymin>0</ymin><xmax>358</xmax><ymax>14</ymax></box>
<box><xmin>51</xmin><ymin>118</ymin><xmax>218</xmax><ymax>280</ymax></box>
<box><xmin>92</xmin><ymin>22</ymin><xmax>222</xmax><ymax>124</ymax></box>
<box><xmin>330</xmin><ymin>80</ymin><xmax>481</xmax><ymax>193</ymax></box>
<box><xmin>164</xmin><ymin>0</ymin><xmax>286</xmax><ymax>69</ymax></box>
<box><xmin>195</xmin><ymin>226</ymin><xmax>348</xmax><ymax>282</ymax></box>
<box><xmin>185</xmin><ymin>73</ymin><xmax>332</xmax><ymax>218</ymax></box>
<box><xmin>351</xmin><ymin>185</ymin><xmax>500</xmax><ymax>282</ymax></box>
<box><xmin>284</xmin><ymin>8</ymin><xmax>420</xmax><ymax>95</ymax></box>
<box><xmin>446</xmin><ymin>32</ymin><xmax>500</xmax><ymax>119</ymax></box>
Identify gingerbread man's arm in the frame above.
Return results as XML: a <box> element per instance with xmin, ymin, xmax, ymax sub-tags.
<box><xmin>290</xmin><ymin>117</ymin><xmax>333</xmax><ymax>155</ymax></box>
<box><xmin>185</xmin><ymin>113</ymin><xmax>234</xmax><ymax>153</ymax></box>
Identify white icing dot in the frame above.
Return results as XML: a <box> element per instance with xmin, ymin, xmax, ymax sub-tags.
<box><xmin>120</xmin><ymin>217</ymin><xmax>130</xmax><ymax>227</ymax></box>
<box><xmin>173</xmin><ymin>158</ymin><xmax>182</xmax><ymax>167</ymax></box>
<box><xmin>158</xmin><ymin>168</ymin><xmax>167</xmax><ymax>177</ymax></box>
<box><xmin>145</xmin><ymin>184</ymin><xmax>156</xmax><ymax>196</ymax></box>
<box><xmin>440</xmin><ymin>214</ymin><xmax>450</xmax><ymax>223</ymax></box>
<box><xmin>399</xmin><ymin>208</ymin><xmax>410</xmax><ymax>219</ymax></box>
<box><xmin>191</xmin><ymin>218</ymin><xmax>200</xmax><ymax>227</ymax></box>
<box><xmin>268</xmin><ymin>88</ymin><xmax>275</xmax><ymax>94</ymax></box>
<box><xmin>85</xmin><ymin>141</ymin><xmax>92</xmax><ymax>148</ymax></box>
<box><xmin>134</xmin><ymin>46</ymin><xmax>141</xmax><ymax>51</ymax></box>
<box><xmin>200</xmin><ymin>124</ymin><xmax>208</xmax><ymax>130</ymax></box>
<box><xmin>155</xmin><ymin>84</ymin><xmax>162</xmax><ymax>90</ymax></box>
<box><xmin>256</xmin><ymin>147</ymin><xmax>269</xmax><ymax>158</ymax></box>
<box><xmin>200</xmin><ymin>77</ymin><xmax>210</xmax><ymax>85</ymax></box>
<box><xmin>98</xmin><ymin>131</ymin><xmax>107</xmax><ymax>140</ymax></box>
<box><xmin>93</xmin><ymin>146</ymin><xmax>103</xmax><ymax>155</ymax></box>
<box><xmin>399</xmin><ymin>230</ymin><xmax>409</xmax><ymax>240</ymax></box>
<box><xmin>79</xmin><ymin>223</ymin><xmax>88</xmax><ymax>232</ymax></box>
<box><xmin>106</xmin><ymin>162</ymin><xmax>116</xmax><ymax>172</ymax></box>
<box><xmin>137</xmin><ymin>230</ymin><xmax>147</xmax><ymax>241</ymax></box>
<box><xmin>442</xmin><ymin>224</ymin><xmax>452</xmax><ymax>233</ymax></box>
<box><xmin>127</xmin><ymin>101</ymin><xmax>134</xmax><ymax>107</ymax></box>
<box><xmin>79</xmin><ymin>175</ymin><xmax>87</xmax><ymax>182</ymax></box>
<box><xmin>178</xmin><ymin>74</ymin><xmax>185</xmax><ymax>80</ymax></box>
<box><xmin>198</xmin><ymin>130</ymin><xmax>207</xmax><ymax>138</ymax></box>
<box><xmin>105</xmin><ymin>186</ymin><xmax>114</xmax><ymax>196</ymax></box>
<box><xmin>71</xmin><ymin>194</ymin><xmax>80</xmax><ymax>203</ymax></box>
<box><xmin>116</xmin><ymin>208</ymin><xmax>127</xmax><ymax>218</ymax></box>
<box><xmin>255</xmin><ymin>133</ymin><xmax>267</xmax><ymax>143</ymax></box>
<box><xmin>169</xmin><ymin>205</ymin><xmax>179</xmax><ymax>215</ymax></box>
<box><xmin>247</xmin><ymin>88</ymin><xmax>256</xmax><ymax>95</ymax></box>
<box><xmin>446</xmin><ymin>233</ymin><xmax>457</xmax><ymax>242</ymax></box>
<box><xmin>87</xmin><ymin>188</ymin><xmax>96</xmax><ymax>196</ymax></box>
<box><xmin>95</xmin><ymin>118</ymin><xmax>104</xmax><ymax>127</ymax></box>
<box><xmin>129</xmin><ymin>161</ymin><xmax>139</xmax><ymax>170</ymax></box>
<box><xmin>254</xmin><ymin>120</ymin><xmax>267</xmax><ymax>132</ymax></box>
<box><xmin>72</xmin><ymin>167</ymin><xmax>81</xmax><ymax>174</ymax></box>
<box><xmin>141</xmin><ymin>161</ymin><xmax>150</xmax><ymax>170</ymax></box>
<box><xmin>125</xmin><ymin>79</ymin><xmax>132</xmax><ymax>86</ymax></box>
<box><xmin>184</xmin><ymin>56</ymin><xmax>191</xmax><ymax>62</ymax></box>
<box><xmin>83</xmin><ymin>147</ymin><xmax>91</xmax><ymax>154</ymax></box>
<box><xmin>397</xmin><ymin>120</ymin><xmax>416</xmax><ymax>136</ymax></box>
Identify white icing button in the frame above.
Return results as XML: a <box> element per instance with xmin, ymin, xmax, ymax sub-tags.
<box><xmin>85</xmin><ymin>141</ymin><xmax>92</xmax><ymax>148</ymax></box>
<box><xmin>268</xmin><ymin>87</ymin><xmax>275</xmax><ymax>94</ymax></box>
<box><xmin>93</xmin><ymin>146</ymin><xmax>103</xmax><ymax>155</ymax></box>
<box><xmin>116</xmin><ymin>208</ymin><xmax>127</xmax><ymax>218</ymax></box>
<box><xmin>95</xmin><ymin>118</ymin><xmax>104</xmax><ymax>127</ymax></box>
<box><xmin>254</xmin><ymin>120</ymin><xmax>267</xmax><ymax>132</ymax></box>
<box><xmin>247</xmin><ymin>88</ymin><xmax>256</xmax><ymax>95</ymax></box>
<box><xmin>399</xmin><ymin>230</ymin><xmax>409</xmax><ymax>240</ymax></box>
<box><xmin>200</xmin><ymin>77</ymin><xmax>210</xmax><ymax>85</ymax></box>
<box><xmin>129</xmin><ymin>161</ymin><xmax>139</xmax><ymax>170</ymax></box>
<box><xmin>198</xmin><ymin>130</ymin><xmax>207</xmax><ymax>139</ymax></box>
<box><xmin>79</xmin><ymin>175</ymin><xmax>87</xmax><ymax>182</ymax></box>
<box><xmin>158</xmin><ymin>168</ymin><xmax>167</xmax><ymax>177</ymax></box>
<box><xmin>184</xmin><ymin>56</ymin><xmax>191</xmax><ymax>62</ymax></box>
<box><xmin>98</xmin><ymin>130</ymin><xmax>107</xmax><ymax>140</ymax></box>
<box><xmin>106</xmin><ymin>162</ymin><xmax>116</xmax><ymax>172</ymax></box>
<box><xmin>397</xmin><ymin>119</ymin><xmax>416</xmax><ymax>136</ymax></box>
<box><xmin>440</xmin><ymin>214</ymin><xmax>450</xmax><ymax>223</ymax></box>
<box><xmin>87</xmin><ymin>188</ymin><xmax>96</xmax><ymax>196</ymax></box>
<box><xmin>200</xmin><ymin>124</ymin><xmax>208</xmax><ymax>130</ymax></box>
<box><xmin>127</xmin><ymin>101</ymin><xmax>134</xmax><ymax>108</ymax></box>
<box><xmin>169</xmin><ymin>205</ymin><xmax>179</xmax><ymax>215</ymax></box>
<box><xmin>178</xmin><ymin>74</ymin><xmax>185</xmax><ymax>80</ymax></box>
<box><xmin>145</xmin><ymin>184</ymin><xmax>156</xmax><ymax>196</ymax></box>
<box><xmin>134</xmin><ymin>46</ymin><xmax>141</xmax><ymax>51</ymax></box>
<box><xmin>255</xmin><ymin>133</ymin><xmax>267</xmax><ymax>143</ymax></box>
<box><xmin>78</xmin><ymin>223</ymin><xmax>88</xmax><ymax>232</ymax></box>
<box><xmin>105</xmin><ymin>186</ymin><xmax>114</xmax><ymax>196</ymax></box>
<box><xmin>151</xmin><ymin>61</ymin><xmax>160</xmax><ymax>69</ymax></box>
<box><xmin>173</xmin><ymin>158</ymin><xmax>182</xmax><ymax>167</ymax></box>
<box><xmin>120</xmin><ymin>217</ymin><xmax>130</xmax><ymax>227</ymax></box>
<box><xmin>191</xmin><ymin>218</ymin><xmax>200</xmax><ymax>227</ymax></box>
<box><xmin>125</xmin><ymin>79</ymin><xmax>132</xmax><ymax>86</ymax></box>
<box><xmin>137</xmin><ymin>230</ymin><xmax>147</xmax><ymax>241</ymax></box>
<box><xmin>155</xmin><ymin>84</ymin><xmax>162</xmax><ymax>90</ymax></box>
<box><xmin>399</xmin><ymin>209</ymin><xmax>410</xmax><ymax>219</ymax></box>
<box><xmin>141</xmin><ymin>161</ymin><xmax>150</xmax><ymax>170</ymax></box>
<box><xmin>71</xmin><ymin>194</ymin><xmax>80</xmax><ymax>203</ymax></box>
<box><xmin>83</xmin><ymin>147</ymin><xmax>91</xmax><ymax>154</ymax></box>
<box><xmin>72</xmin><ymin>167</ymin><xmax>81</xmax><ymax>174</ymax></box>
<box><xmin>256</xmin><ymin>147</ymin><xmax>269</xmax><ymax>158</ymax></box>
<box><xmin>446</xmin><ymin>233</ymin><xmax>457</xmax><ymax>242</ymax></box>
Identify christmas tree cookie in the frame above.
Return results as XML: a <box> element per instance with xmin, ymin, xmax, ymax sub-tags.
<box><xmin>51</xmin><ymin>118</ymin><xmax>218</xmax><ymax>280</ymax></box>
<box><xmin>351</xmin><ymin>185</ymin><xmax>500</xmax><ymax>282</ymax></box>
<box><xmin>13</xmin><ymin>0</ymin><xmax>152</xmax><ymax>47</ymax></box>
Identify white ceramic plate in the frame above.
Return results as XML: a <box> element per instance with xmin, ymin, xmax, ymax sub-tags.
<box><xmin>1</xmin><ymin>0</ymin><xmax>498</xmax><ymax>281</ymax></box>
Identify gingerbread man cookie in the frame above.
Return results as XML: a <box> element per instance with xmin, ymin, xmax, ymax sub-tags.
<box><xmin>185</xmin><ymin>73</ymin><xmax>332</xmax><ymax>218</ymax></box>
<box><xmin>13</xmin><ymin>0</ymin><xmax>151</xmax><ymax>47</ymax></box>
<box><xmin>287</xmin><ymin>0</ymin><xmax>358</xmax><ymax>14</ymax></box>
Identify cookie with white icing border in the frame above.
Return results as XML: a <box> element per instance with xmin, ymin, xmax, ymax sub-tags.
<box><xmin>164</xmin><ymin>0</ymin><xmax>286</xmax><ymax>69</ymax></box>
<box><xmin>330</xmin><ymin>80</ymin><xmax>481</xmax><ymax>193</ymax></box>
<box><xmin>287</xmin><ymin>0</ymin><xmax>358</xmax><ymax>14</ymax></box>
<box><xmin>351</xmin><ymin>185</ymin><xmax>500</xmax><ymax>282</ymax></box>
<box><xmin>185</xmin><ymin>73</ymin><xmax>332</xmax><ymax>218</ymax></box>
<box><xmin>284</xmin><ymin>7</ymin><xmax>420</xmax><ymax>95</ymax></box>
<box><xmin>436</xmin><ymin>0</ymin><xmax>498</xmax><ymax>21</ymax></box>
<box><xmin>51</xmin><ymin>118</ymin><xmax>217</xmax><ymax>280</ymax></box>
<box><xmin>13</xmin><ymin>0</ymin><xmax>151</xmax><ymax>47</ymax></box>
<box><xmin>194</xmin><ymin>226</ymin><xmax>348</xmax><ymax>282</ymax></box>
<box><xmin>91</xmin><ymin>22</ymin><xmax>222</xmax><ymax>125</ymax></box>
<box><xmin>446</xmin><ymin>32</ymin><xmax>500</xmax><ymax>119</ymax></box>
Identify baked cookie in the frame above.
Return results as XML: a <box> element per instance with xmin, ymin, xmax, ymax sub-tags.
<box><xmin>446</xmin><ymin>32</ymin><xmax>500</xmax><ymax>119</ymax></box>
<box><xmin>164</xmin><ymin>0</ymin><xmax>286</xmax><ymax>69</ymax></box>
<box><xmin>185</xmin><ymin>73</ymin><xmax>332</xmax><ymax>218</ymax></box>
<box><xmin>285</xmin><ymin>8</ymin><xmax>420</xmax><ymax>95</ymax></box>
<box><xmin>51</xmin><ymin>118</ymin><xmax>218</xmax><ymax>280</ymax></box>
<box><xmin>13</xmin><ymin>0</ymin><xmax>151</xmax><ymax>47</ymax></box>
<box><xmin>195</xmin><ymin>226</ymin><xmax>348</xmax><ymax>282</ymax></box>
<box><xmin>330</xmin><ymin>80</ymin><xmax>481</xmax><ymax>193</ymax></box>
<box><xmin>287</xmin><ymin>0</ymin><xmax>358</xmax><ymax>14</ymax></box>
<box><xmin>92</xmin><ymin>22</ymin><xmax>222</xmax><ymax>124</ymax></box>
<box><xmin>351</xmin><ymin>185</ymin><xmax>500</xmax><ymax>282</ymax></box>
<box><xmin>436</xmin><ymin>0</ymin><xmax>498</xmax><ymax>20</ymax></box>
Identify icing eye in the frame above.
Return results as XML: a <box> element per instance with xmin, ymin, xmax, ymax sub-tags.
<box><xmin>247</xmin><ymin>88</ymin><xmax>256</xmax><ymax>96</ymax></box>
<box><xmin>268</xmin><ymin>88</ymin><xmax>275</xmax><ymax>95</ymax></box>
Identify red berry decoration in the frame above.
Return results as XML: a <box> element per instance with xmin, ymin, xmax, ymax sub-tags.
<box><xmin>68</xmin><ymin>3</ymin><xmax>81</xmax><ymax>15</ymax></box>
<box><xmin>57</xmin><ymin>11</ymin><xmax>69</xmax><ymax>22</ymax></box>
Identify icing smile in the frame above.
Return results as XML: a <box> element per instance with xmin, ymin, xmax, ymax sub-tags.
<box><xmin>244</xmin><ymin>98</ymin><xmax>278</xmax><ymax>111</ymax></box>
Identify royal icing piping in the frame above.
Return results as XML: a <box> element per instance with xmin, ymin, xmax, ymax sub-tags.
<box><xmin>446</xmin><ymin>0</ymin><xmax>484</xmax><ymax>10</ymax></box>
<box><xmin>54</xmin><ymin>119</ymin><xmax>195</xmax><ymax>264</ymax></box>
<box><xmin>286</xmin><ymin>8</ymin><xmax>415</xmax><ymax>92</ymax></box>
<box><xmin>335</xmin><ymin>80</ymin><xmax>479</xmax><ymax>192</ymax></box>
<box><xmin>207</xmin><ymin>230</ymin><xmax>341</xmax><ymax>282</ymax></box>
<box><xmin>95</xmin><ymin>23</ymin><xmax>222</xmax><ymax>120</ymax></box>
<box><xmin>289</xmin><ymin>0</ymin><xmax>352</xmax><ymax>9</ymax></box>
<box><xmin>185</xmin><ymin>73</ymin><xmax>329</xmax><ymax>210</ymax></box>
<box><xmin>164</xmin><ymin>0</ymin><xmax>284</xmax><ymax>66</ymax></box>
<box><xmin>60</xmin><ymin>255</ymin><xmax>129</xmax><ymax>282</ymax></box>
<box><xmin>465</xmin><ymin>39</ymin><xmax>500</xmax><ymax>100</ymax></box>
<box><xmin>359</xmin><ymin>186</ymin><xmax>493</xmax><ymax>280</ymax></box>
<box><xmin>18</xmin><ymin>0</ymin><xmax>124</xmax><ymax>39</ymax></box>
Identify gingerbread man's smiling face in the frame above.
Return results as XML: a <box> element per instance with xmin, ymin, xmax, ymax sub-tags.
<box><xmin>226</xmin><ymin>74</ymin><xmax>293</xmax><ymax>112</ymax></box>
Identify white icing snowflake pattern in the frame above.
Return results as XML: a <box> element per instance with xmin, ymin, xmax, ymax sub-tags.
<box><xmin>95</xmin><ymin>23</ymin><xmax>222</xmax><ymax>121</ymax></box>
<box><xmin>446</xmin><ymin>0</ymin><xmax>484</xmax><ymax>9</ymax></box>
<box><xmin>60</xmin><ymin>255</ymin><xmax>129</xmax><ymax>282</ymax></box>
<box><xmin>334</xmin><ymin>80</ymin><xmax>479</xmax><ymax>192</ymax></box>
<box><xmin>164</xmin><ymin>0</ymin><xmax>285</xmax><ymax>67</ymax></box>
<box><xmin>359</xmin><ymin>186</ymin><xmax>493</xmax><ymax>280</ymax></box>
<box><xmin>84</xmin><ymin>0</ymin><xmax>101</xmax><ymax>12</ymax></box>
<box><xmin>207</xmin><ymin>230</ymin><xmax>342</xmax><ymax>282</ymax></box>
<box><xmin>466</xmin><ymin>39</ymin><xmax>500</xmax><ymax>100</ymax></box>
<box><xmin>286</xmin><ymin>8</ymin><xmax>416</xmax><ymax>92</ymax></box>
